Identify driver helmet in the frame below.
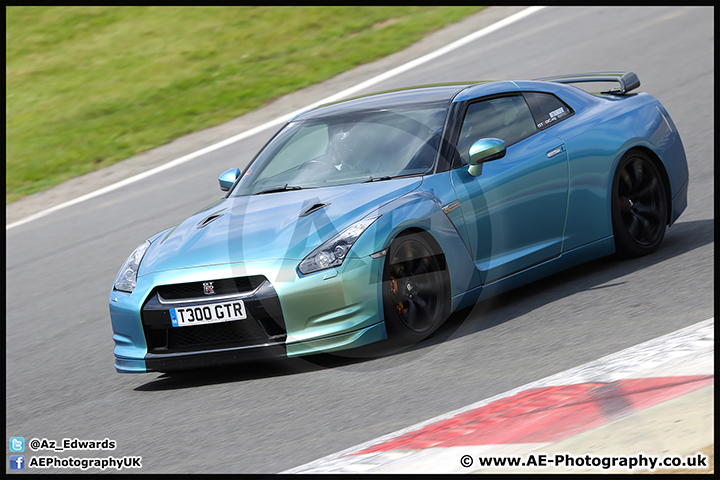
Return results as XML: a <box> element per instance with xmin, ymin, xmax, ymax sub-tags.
<box><xmin>329</xmin><ymin>125</ymin><xmax>361</xmax><ymax>166</ymax></box>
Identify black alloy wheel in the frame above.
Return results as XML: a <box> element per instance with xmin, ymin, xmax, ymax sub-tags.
<box><xmin>611</xmin><ymin>151</ymin><xmax>668</xmax><ymax>257</ymax></box>
<box><xmin>382</xmin><ymin>232</ymin><xmax>449</xmax><ymax>345</ymax></box>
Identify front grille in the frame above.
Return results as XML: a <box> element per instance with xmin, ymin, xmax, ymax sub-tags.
<box><xmin>157</xmin><ymin>275</ymin><xmax>265</xmax><ymax>300</ymax></box>
<box><xmin>169</xmin><ymin>318</ymin><xmax>271</xmax><ymax>348</ymax></box>
<box><xmin>141</xmin><ymin>276</ymin><xmax>285</xmax><ymax>354</ymax></box>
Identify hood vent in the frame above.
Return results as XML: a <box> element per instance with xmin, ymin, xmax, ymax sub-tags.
<box><xmin>196</xmin><ymin>211</ymin><xmax>226</xmax><ymax>229</ymax></box>
<box><xmin>300</xmin><ymin>202</ymin><xmax>330</xmax><ymax>217</ymax></box>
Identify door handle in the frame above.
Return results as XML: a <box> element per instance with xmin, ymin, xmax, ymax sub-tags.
<box><xmin>546</xmin><ymin>145</ymin><xmax>565</xmax><ymax>158</ymax></box>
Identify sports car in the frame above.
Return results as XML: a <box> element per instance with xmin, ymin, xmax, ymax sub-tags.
<box><xmin>109</xmin><ymin>71</ymin><xmax>688</xmax><ymax>373</ymax></box>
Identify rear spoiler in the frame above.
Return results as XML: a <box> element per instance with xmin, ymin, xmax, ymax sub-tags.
<box><xmin>534</xmin><ymin>71</ymin><xmax>640</xmax><ymax>95</ymax></box>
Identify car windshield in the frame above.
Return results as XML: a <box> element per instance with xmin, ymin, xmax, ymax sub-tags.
<box><xmin>231</xmin><ymin>104</ymin><xmax>448</xmax><ymax>196</ymax></box>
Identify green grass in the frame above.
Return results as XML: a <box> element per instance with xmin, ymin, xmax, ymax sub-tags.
<box><xmin>6</xmin><ymin>6</ymin><xmax>484</xmax><ymax>203</ymax></box>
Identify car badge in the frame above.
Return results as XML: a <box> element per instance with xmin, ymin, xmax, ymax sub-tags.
<box><xmin>203</xmin><ymin>282</ymin><xmax>215</xmax><ymax>295</ymax></box>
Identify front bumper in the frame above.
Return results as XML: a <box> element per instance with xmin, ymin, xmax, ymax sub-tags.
<box><xmin>109</xmin><ymin>255</ymin><xmax>386</xmax><ymax>373</ymax></box>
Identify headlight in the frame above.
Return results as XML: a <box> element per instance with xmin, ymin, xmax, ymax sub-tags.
<box><xmin>298</xmin><ymin>216</ymin><xmax>380</xmax><ymax>274</ymax></box>
<box><xmin>113</xmin><ymin>240</ymin><xmax>151</xmax><ymax>293</ymax></box>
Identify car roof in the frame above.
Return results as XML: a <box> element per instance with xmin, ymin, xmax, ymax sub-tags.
<box><xmin>292</xmin><ymin>73</ymin><xmax>625</xmax><ymax>122</ymax></box>
<box><xmin>291</xmin><ymin>83</ymin><xmax>479</xmax><ymax>121</ymax></box>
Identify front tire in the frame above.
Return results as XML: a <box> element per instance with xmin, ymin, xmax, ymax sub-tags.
<box><xmin>611</xmin><ymin>151</ymin><xmax>668</xmax><ymax>257</ymax></box>
<box><xmin>382</xmin><ymin>232</ymin><xmax>450</xmax><ymax>345</ymax></box>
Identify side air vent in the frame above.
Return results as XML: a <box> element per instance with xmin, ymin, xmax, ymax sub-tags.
<box><xmin>300</xmin><ymin>203</ymin><xmax>330</xmax><ymax>217</ymax></box>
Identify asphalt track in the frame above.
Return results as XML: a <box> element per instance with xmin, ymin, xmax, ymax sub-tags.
<box><xmin>5</xmin><ymin>6</ymin><xmax>714</xmax><ymax>474</ymax></box>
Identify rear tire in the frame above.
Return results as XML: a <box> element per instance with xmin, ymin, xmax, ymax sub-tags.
<box><xmin>382</xmin><ymin>232</ymin><xmax>450</xmax><ymax>345</ymax></box>
<box><xmin>611</xmin><ymin>151</ymin><xmax>668</xmax><ymax>257</ymax></box>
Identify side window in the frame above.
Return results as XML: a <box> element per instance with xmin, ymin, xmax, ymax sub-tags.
<box><xmin>456</xmin><ymin>95</ymin><xmax>537</xmax><ymax>165</ymax></box>
<box><xmin>523</xmin><ymin>92</ymin><xmax>574</xmax><ymax>130</ymax></box>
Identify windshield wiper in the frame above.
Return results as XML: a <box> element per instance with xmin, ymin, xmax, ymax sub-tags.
<box><xmin>364</xmin><ymin>176</ymin><xmax>392</xmax><ymax>183</ymax></box>
<box><xmin>254</xmin><ymin>184</ymin><xmax>303</xmax><ymax>195</ymax></box>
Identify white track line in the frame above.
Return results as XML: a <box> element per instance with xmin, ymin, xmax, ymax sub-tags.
<box><xmin>7</xmin><ymin>6</ymin><xmax>545</xmax><ymax>231</ymax></box>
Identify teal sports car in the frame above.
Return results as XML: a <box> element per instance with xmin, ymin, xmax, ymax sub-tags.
<box><xmin>109</xmin><ymin>72</ymin><xmax>688</xmax><ymax>373</ymax></box>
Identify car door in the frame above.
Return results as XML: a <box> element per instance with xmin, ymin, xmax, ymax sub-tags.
<box><xmin>449</xmin><ymin>93</ymin><xmax>569</xmax><ymax>285</ymax></box>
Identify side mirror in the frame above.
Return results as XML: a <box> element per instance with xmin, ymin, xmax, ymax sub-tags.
<box><xmin>218</xmin><ymin>168</ymin><xmax>240</xmax><ymax>191</ymax></box>
<box><xmin>468</xmin><ymin>138</ymin><xmax>506</xmax><ymax>177</ymax></box>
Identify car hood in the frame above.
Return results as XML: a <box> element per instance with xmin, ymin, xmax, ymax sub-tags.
<box><xmin>139</xmin><ymin>178</ymin><xmax>422</xmax><ymax>275</ymax></box>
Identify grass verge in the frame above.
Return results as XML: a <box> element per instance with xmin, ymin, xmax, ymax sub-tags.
<box><xmin>6</xmin><ymin>6</ymin><xmax>483</xmax><ymax>203</ymax></box>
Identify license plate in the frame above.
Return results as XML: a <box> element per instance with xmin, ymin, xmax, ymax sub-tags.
<box><xmin>169</xmin><ymin>300</ymin><xmax>246</xmax><ymax>327</ymax></box>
